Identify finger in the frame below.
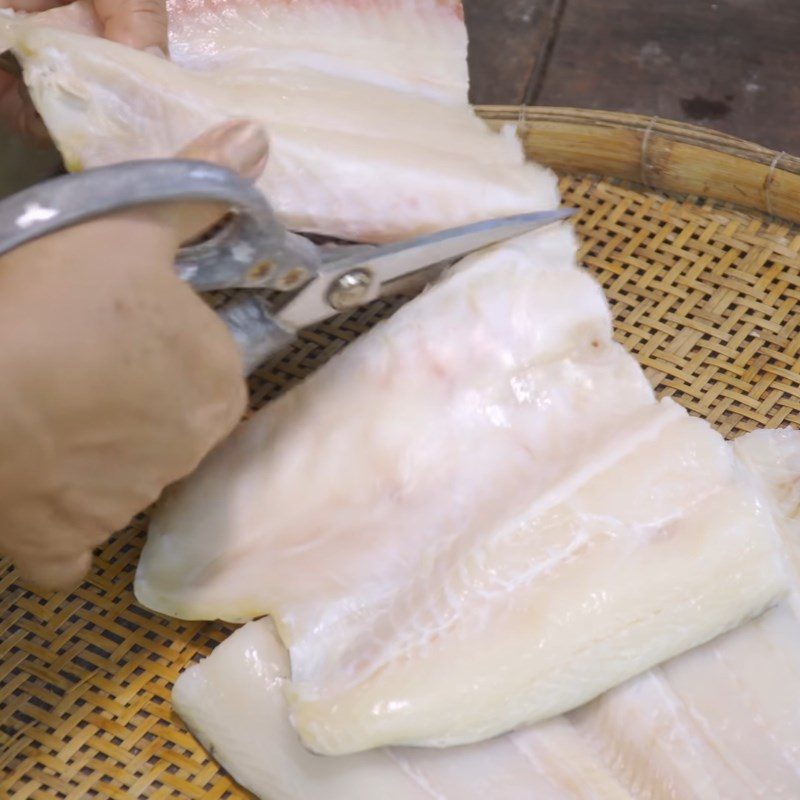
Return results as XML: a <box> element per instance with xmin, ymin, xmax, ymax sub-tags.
<box><xmin>180</xmin><ymin>120</ymin><xmax>270</xmax><ymax>184</ymax></box>
<box><xmin>13</xmin><ymin>548</ymin><xmax>92</xmax><ymax>592</ymax></box>
<box><xmin>150</xmin><ymin>119</ymin><xmax>270</xmax><ymax>245</ymax></box>
<box><xmin>93</xmin><ymin>0</ymin><xmax>168</xmax><ymax>55</ymax></box>
<box><xmin>0</xmin><ymin>1</ymin><xmax>68</xmax><ymax>10</ymax></box>
<box><xmin>45</xmin><ymin>120</ymin><xmax>268</xmax><ymax>279</ymax></box>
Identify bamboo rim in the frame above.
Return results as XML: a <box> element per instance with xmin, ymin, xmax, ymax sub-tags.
<box><xmin>478</xmin><ymin>106</ymin><xmax>800</xmax><ymax>225</ymax></box>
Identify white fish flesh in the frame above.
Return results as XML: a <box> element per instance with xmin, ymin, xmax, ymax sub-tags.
<box><xmin>175</xmin><ymin>606</ymin><xmax>800</xmax><ymax>800</ymax></box>
<box><xmin>173</xmin><ymin>617</ymin><xmax>635</xmax><ymax>800</ymax></box>
<box><xmin>734</xmin><ymin>427</ymin><xmax>800</xmax><ymax>614</ymax></box>
<box><xmin>0</xmin><ymin>0</ymin><xmax>559</xmax><ymax>242</ymax></box>
<box><xmin>574</xmin><ymin>604</ymin><xmax>800</xmax><ymax>800</ymax></box>
<box><xmin>571</xmin><ymin>427</ymin><xmax>800</xmax><ymax>800</ymax></box>
<box><xmin>137</xmin><ymin>228</ymin><xmax>786</xmax><ymax>754</ymax></box>
<box><xmin>174</xmin><ymin>429</ymin><xmax>800</xmax><ymax>799</ymax></box>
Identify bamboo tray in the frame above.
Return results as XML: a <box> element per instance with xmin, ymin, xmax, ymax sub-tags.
<box><xmin>2</xmin><ymin>107</ymin><xmax>800</xmax><ymax>799</ymax></box>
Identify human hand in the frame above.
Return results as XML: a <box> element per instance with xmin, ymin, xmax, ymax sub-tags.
<box><xmin>0</xmin><ymin>0</ymin><xmax>168</xmax><ymax>140</ymax></box>
<box><xmin>0</xmin><ymin>118</ymin><xmax>268</xmax><ymax>591</ymax></box>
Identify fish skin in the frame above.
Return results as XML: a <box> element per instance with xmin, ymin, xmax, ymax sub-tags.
<box><xmin>0</xmin><ymin>0</ymin><xmax>559</xmax><ymax>242</ymax></box>
<box><xmin>139</xmin><ymin>227</ymin><xmax>787</xmax><ymax>754</ymax></box>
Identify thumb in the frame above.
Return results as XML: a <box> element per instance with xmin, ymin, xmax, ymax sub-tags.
<box><xmin>139</xmin><ymin>119</ymin><xmax>270</xmax><ymax>247</ymax></box>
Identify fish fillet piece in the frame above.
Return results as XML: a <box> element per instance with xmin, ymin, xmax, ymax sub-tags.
<box><xmin>572</xmin><ymin>606</ymin><xmax>800</xmax><ymax>800</ymax></box>
<box><xmin>165</xmin><ymin>0</ymin><xmax>469</xmax><ymax>101</ymax></box>
<box><xmin>288</xmin><ymin>413</ymin><xmax>784</xmax><ymax>753</ymax></box>
<box><xmin>173</xmin><ymin>430</ymin><xmax>800</xmax><ymax>799</ymax></box>
<box><xmin>174</xmin><ymin>620</ymin><xmax>430</xmax><ymax>800</ymax></box>
<box><xmin>569</xmin><ymin>428</ymin><xmax>800</xmax><ymax>800</ymax></box>
<box><xmin>136</xmin><ymin>226</ymin><xmax>655</xmax><ymax>622</ymax></box>
<box><xmin>734</xmin><ymin>428</ymin><xmax>800</xmax><ymax>611</ymax></box>
<box><xmin>0</xmin><ymin>0</ymin><xmax>559</xmax><ymax>242</ymax></box>
<box><xmin>138</xmin><ymin>228</ymin><xmax>786</xmax><ymax>754</ymax></box>
<box><xmin>173</xmin><ymin>618</ymin><xmax>634</xmax><ymax>800</ymax></box>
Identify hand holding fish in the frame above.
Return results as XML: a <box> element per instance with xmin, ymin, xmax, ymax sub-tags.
<box><xmin>0</xmin><ymin>120</ymin><xmax>268</xmax><ymax>591</ymax></box>
<box><xmin>0</xmin><ymin>0</ymin><xmax>168</xmax><ymax>139</ymax></box>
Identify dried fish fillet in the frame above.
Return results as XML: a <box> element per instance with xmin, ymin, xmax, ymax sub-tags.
<box><xmin>176</xmin><ymin>609</ymin><xmax>800</xmax><ymax>800</ymax></box>
<box><xmin>734</xmin><ymin>428</ymin><xmax>800</xmax><ymax>612</ymax></box>
<box><xmin>138</xmin><ymin>229</ymin><xmax>786</xmax><ymax>754</ymax></box>
<box><xmin>288</xmin><ymin>416</ymin><xmax>784</xmax><ymax>754</ymax></box>
<box><xmin>0</xmin><ymin>0</ymin><xmax>559</xmax><ymax>242</ymax></box>
<box><xmin>574</xmin><ymin>605</ymin><xmax>800</xmax><ymax>800</ymax></box>
<box><xmin>568</xmin><ymin>428</ymin><xmax>800</xmax><ymax>800</ymax></box>
<box><xmin>174</xmin><ymin>430</ymin><xmax>800</xmax><ymax>799</ymax></box>
<box><xmin>173</xmin><ymin>618</ymin><xmax>634</xmax><ymax>800</ymax></box>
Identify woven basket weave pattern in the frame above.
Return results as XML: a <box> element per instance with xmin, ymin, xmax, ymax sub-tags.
<box><xmin>2</xmin><ymin>122</ymin><xmax>800</xmax><ymax>798</ymax></box>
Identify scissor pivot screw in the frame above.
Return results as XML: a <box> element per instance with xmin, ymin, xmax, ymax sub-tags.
<box><xmin>328</xmin><ymin>268</ymin><xmax>374</xmax><ymax>311</ymax></box>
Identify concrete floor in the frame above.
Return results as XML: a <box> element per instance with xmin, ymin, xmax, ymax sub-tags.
<box><xmin>465</xmin><ymin>0</ymin><xmax>800</xmax><ymax>153</ymax></box>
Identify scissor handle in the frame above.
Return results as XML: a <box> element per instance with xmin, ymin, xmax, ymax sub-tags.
<box><xmin>0</xmin><ymin>160</ymin><xmax>322</xmax><ymax>373</ymax></box>
<box><xmin>0</xmin><ymin>159</ymin><xmax>321</xmax><ymax>292</ymax></box>
<box><xmin>216</xmin><ymin>295</ymin><xmax>296</xmax><ymax>375</ymax></box>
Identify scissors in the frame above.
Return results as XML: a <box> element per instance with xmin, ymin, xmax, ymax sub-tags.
<box><xmin>0</xmin><ymin>159</ymin><xmax>574</xmax><ymax>374</ymax></box>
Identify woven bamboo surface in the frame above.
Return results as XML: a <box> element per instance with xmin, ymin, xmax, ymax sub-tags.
<box><xmin>3</xmin><ymin>108</ymin><xmax>800</xmax><ymax>798</ymax></box>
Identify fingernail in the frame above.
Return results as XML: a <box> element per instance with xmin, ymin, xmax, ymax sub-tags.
<box><xmin>180</xmin><ymin>120</ymin><xmax>270</xmax><ymax>179</ymax></box>
<box><xmin>220</xmin><ymin>120</ymin><xmax>270</xmax><ymax>180</ymax></box>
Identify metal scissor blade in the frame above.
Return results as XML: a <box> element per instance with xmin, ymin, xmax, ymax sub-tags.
<box><xmin>277</xmin><ymin>207</ymin><xmax>576</xmax><ymax>330</ymax></box>
<box><xmin>327</xmin><ymin>207</ymin><xmax>575</xmax><ymax>285</ymax></box>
